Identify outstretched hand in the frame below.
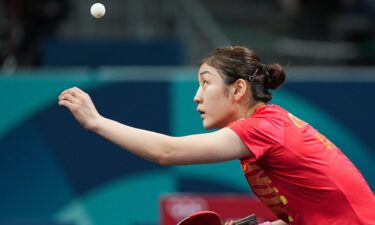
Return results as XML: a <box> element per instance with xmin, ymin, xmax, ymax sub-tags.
<box><xmin>58</xmin><ymin>87</ymin><xmax>102</xmax><ymax>130</ymax></box>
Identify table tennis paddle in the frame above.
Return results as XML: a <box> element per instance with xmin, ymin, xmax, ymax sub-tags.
<box><xmin>176</xmin><ymin>211</ymin><xmax>258</xmax><ymax>225</ymax></box>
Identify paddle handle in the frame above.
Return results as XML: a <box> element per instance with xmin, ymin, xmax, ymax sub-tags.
<box><xmin>233</xmin><ymin>214</ymin><xmax>258</xmax><ymax>225</ymax></box>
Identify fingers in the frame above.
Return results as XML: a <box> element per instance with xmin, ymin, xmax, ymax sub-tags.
<box><xmin>58</xmin><ymin>87</ymin><xmax>85</xmax><ymax>111</ymax></box>
<box><xmin>58</xmin><ymin>99</ymin><xmax>74</xmax><ymax>109</ymax></box>
<box><xmin>61</xmin><ymin>92</ymin><xmax>80</xmax><ymax>102</ymax></box>
<box><xmin>69</xmin><ymin>87</ymin><xmax>86</xmax><ymax>99</ymax></box>
<box><xmin>59</xmin><ymin>88</ymin><xmax>74</xmax><ymax>98</ymax></box>
<box><xmin>59</xmin><ymin>87</ymin><xmax>85</xmax><ymax>97</ymax></box>
<box><xmin>224</xmin><ymin>220</ymin><xmax>234</xmax><ymax>225</ymax></box>
<box><xmin>58</xmin><ymin>87</ymin><xmax>87</xmax><ymax>102</ymax></box>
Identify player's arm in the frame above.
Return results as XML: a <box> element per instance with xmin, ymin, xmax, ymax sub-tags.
<box><xmin>92</xmin><ymin>118</ymin><xmax>252</xmax><ymax>165</ymax></box>
<box><xmin>270</xmin><ymin>220</ymin><xmax>288</xmax><ymax>225</ymax></box>
<box><xmin>58</xmin><ymin>87</ymin><xmax>253</xmax><ymax>165</ymax></box>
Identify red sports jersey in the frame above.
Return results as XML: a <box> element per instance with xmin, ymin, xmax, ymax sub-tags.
<box><xmin>229</xmin><ymin>104</ymin><xmax>375</xmax><ymax>225</ymax></box>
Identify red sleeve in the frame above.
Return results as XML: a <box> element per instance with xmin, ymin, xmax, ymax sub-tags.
<box><xmin>228</xmin><ymin>116</ymin><xmax>284</xmax><ymax>160</ymax></box>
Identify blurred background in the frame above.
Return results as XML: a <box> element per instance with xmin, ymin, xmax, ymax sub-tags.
<box><xmin>0</xmin><ymin>0</ymin><xmax>374</xmax><ymax>225</ymax></box>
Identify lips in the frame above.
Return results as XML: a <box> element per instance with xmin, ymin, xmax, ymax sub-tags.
<box><xmin>196</xmin><ymin>108</ymin><xmax>205</xmax><ymax>118</ymax></box>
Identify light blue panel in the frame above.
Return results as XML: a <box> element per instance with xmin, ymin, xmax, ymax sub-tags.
<box><xmin>0</xmin><ymin>71</ymin><xmax>99</xmax><ymax>139</ymax></box>
<box><xmin>56</xmin><ymin>171</ymin><xmax>177</xmax><ymax>225</ymax></box>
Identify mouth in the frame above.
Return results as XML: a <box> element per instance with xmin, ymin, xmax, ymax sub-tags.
<box><xmin>196</xmin><ymin>108</ymin><xmax>205</xmax><ymax>118</ymax></box>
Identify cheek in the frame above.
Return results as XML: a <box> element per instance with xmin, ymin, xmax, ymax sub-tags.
<box><xmin>211</xmin><ymin>93</ymin><xmax>232</xmax><ymax>110</ymax></box>
<box><xmin>207</xmin><ymin>87</ymin><xmax>225</xmax><ymax>102</ymax></box>
<box><xmin>206</xmin><ymin>96</ymin><xmax>234</xmax><ymax>127</ymax></box>
<box><xmin>203</xmin><ymin>85</ymin><xmax>232</xmax><ymax>113</ymax></box>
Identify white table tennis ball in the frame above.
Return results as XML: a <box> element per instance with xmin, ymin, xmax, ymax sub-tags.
<box><xmin>90</xmin><ymin>3</ymin><xmax>106</xmax><ymax>19</ymax></box>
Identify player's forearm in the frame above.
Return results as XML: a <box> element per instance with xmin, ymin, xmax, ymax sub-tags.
<box><xmin>91</xmin><ymin>116</ymin><xmax>174</xmax><ymax>165</ymax></box>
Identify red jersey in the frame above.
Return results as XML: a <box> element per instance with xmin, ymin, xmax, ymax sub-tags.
<box><xmin>229</xmin><ymin>104</ymin><xmax>375</xmax><ymax>225</ymax></box>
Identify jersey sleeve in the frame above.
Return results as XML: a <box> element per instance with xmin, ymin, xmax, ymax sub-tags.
<box><xmin>229</xmin><ymin>116</ymin><xmax>284</xmax><ymax>160</ymax></box>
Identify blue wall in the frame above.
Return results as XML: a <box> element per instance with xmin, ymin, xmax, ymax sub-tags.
<box><xmin>41</xmin><ymin>39</ymin><xmax>183</xmax><ymax>67</ymax></box>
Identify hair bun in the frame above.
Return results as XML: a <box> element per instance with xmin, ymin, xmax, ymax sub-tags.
<box><xmin>266</xmin><ymin>63</ymin><xmax>285</xmax><ymax>90</ymax></box>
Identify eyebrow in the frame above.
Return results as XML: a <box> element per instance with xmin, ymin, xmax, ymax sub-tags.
<box><xmin>199</xmin><ymin>70</ymin><xmax>212</xmax><ymax>76</ymax></box>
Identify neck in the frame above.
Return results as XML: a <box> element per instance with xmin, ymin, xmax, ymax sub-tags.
<box><xmin>245</xmin><ymin>101</ymin><xmax>266</xmax><ymax>118</ymax></box>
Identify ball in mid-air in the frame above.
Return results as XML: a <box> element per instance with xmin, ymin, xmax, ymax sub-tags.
<box><xmin>90</xmin><ymin>3</ymin><xmax>106</xmax><ymax>19</ymax></box>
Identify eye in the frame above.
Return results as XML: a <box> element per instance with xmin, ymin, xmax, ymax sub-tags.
<box><xmin>202</xmin><ymin>80</ymin><xmax>208</xmax><ymax>86</ymax></box>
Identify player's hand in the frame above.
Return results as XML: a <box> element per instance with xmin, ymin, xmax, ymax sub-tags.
<box><xmin>58</xmin><ymin>87</ymin><xmax>102</xmax><ymax>130</ymax></box>
<box><xmin>224</xmin><ymin>220</ymin><xmax>234</xmax><ymax>225</ymax></box>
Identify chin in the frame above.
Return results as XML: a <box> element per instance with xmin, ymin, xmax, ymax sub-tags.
<box><xmin>203</xmin><ymin>121</ymin><xmax>224</xmax><ymax>130</ymax></box>
<box><xmin>202</xmin><ymin>121</ymin><xmax>214</xmax><ymax>130</ymax></box>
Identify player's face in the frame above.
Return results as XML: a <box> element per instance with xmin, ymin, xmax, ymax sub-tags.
<box><xmin>194</xmin><ymin>63</ymin><xmax>237</xmax><ymax>129</ymax></box>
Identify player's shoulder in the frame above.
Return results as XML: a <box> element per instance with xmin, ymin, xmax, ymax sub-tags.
<box><xmin>231</xmin><ymin>104</ymin><xmax>286</xmax><ymax>130</ymax></box>
<box><xmin>252</xmin><ymin>104</ymin><xmax>288</xmax><ymax>119</ymax></box>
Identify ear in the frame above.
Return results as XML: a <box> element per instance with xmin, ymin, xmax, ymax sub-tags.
<box><xmin>232</xmin><ymin>79</ymin><xmax>248</xmax><ymax>101</ymax></box>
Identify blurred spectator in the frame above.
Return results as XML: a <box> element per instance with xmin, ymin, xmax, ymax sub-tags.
<box><xmin>276</xmin><ymin>0</ymin><xmax>374</xmax><ymax>65</ymax></box>
<box><xmin>278</xmin><ymin>0</ymin><xmax>373</xmax><ymax>39</ymax></box>
<box><xmin>1</xmin><ymin>0</ymin><xmax>70</xmax><ymax>69</ymax></box>
<box><xmin>278</xmin><ymin>0</ymin><xmax>345</xmax><ymax>40</ymax></box>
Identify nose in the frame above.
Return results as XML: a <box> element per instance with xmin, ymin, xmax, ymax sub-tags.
<box><xmin>194</xmin><ymin>87</ymin><xmax>202</xmax><ymax>103</ymax></box>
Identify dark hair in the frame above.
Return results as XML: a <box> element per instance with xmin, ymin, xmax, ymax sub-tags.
<box><xmin>202</xmin><ymin>46</ymin><xmax>285</xmax><ymax>103</ymax></box>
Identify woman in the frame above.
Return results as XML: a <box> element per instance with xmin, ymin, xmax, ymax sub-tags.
<box><xmin>58</xmin><ymin>46</ymin><xmax>375</xmax><ymax>225</ymax></box>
